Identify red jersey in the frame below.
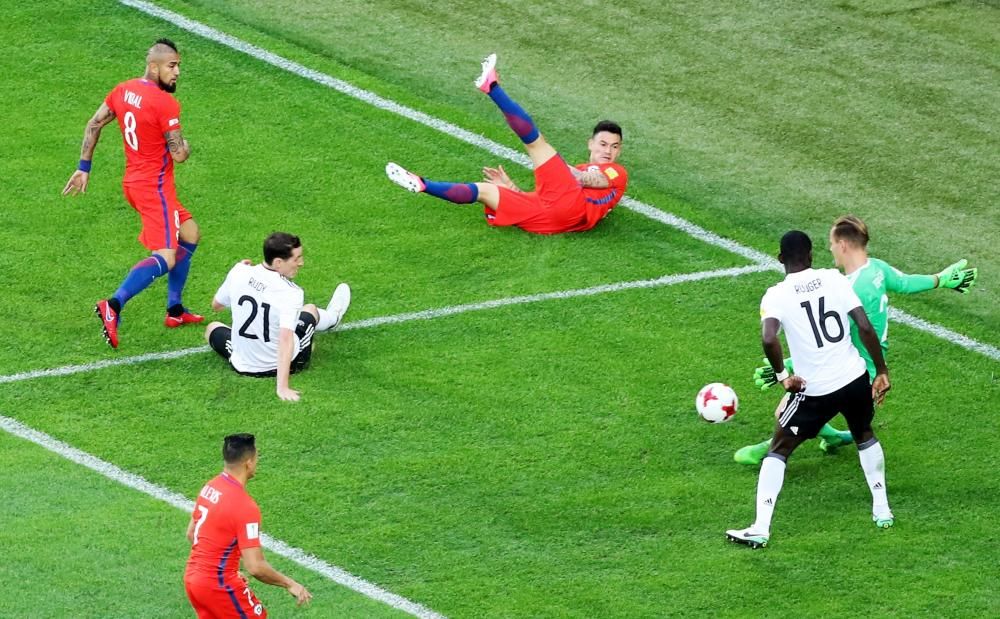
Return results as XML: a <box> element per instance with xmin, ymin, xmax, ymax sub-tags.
<box><xmin>573</xmin><ymin>162</ymin><xmax>628</xmax><ymax>231</ymax></box>
<box><xmin>104</xmin><ymin>78</ymin><xmax>181</xmax><ymax>188</ymax></box>
<box><xmin>486</xmin><ymin>157</ymin><xmax>628</xmax><ymax>234</ymax></box>
<box><xmin>185</xmin><ymin>473</ymin><xmax>262</xmax><ymax>588</ymax></box>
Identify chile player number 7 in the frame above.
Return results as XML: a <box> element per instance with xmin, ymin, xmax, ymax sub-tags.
<box><xmin>191</xmin><ymin>505</ymin><xmax>209</xmax><ymax>546</ymax></box>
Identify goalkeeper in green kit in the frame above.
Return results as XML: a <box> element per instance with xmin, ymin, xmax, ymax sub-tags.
<box><xmin>735</xmin><ymin>215</ymin><xmax>978</xmax><ymax>466</ymax></box>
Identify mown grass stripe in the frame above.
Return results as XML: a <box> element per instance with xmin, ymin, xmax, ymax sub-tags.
<box><xmin>117</xmin><ymin>0</ymin><xmax>774</xmax><ymax>265</ymax></box>
<box><xmin>0</xmin><ymin>265</ymin><xmax>770</xmax><ymax>385</ymax></box>
<box><xmin>115</xmin><ymin>0</ymin><xmax>999</xmax><ymax>365</ymax></box>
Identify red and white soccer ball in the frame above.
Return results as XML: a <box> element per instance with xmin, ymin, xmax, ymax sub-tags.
<box><xmin>696</xmin><ymin>383</ymin><xmax>739</xmax><ymax>423</ymax></box>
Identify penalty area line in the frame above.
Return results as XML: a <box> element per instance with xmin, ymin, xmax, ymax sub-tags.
<box><xmin>113</xmin><ymin>2</ymin><xmax>997</xmax><ymax>362</ymax></box>
<box><xmin>115</xmin><ymin>0</ymin><xmax>997</xmax><ymax>363</ymax></box>
<box><xmin>0</xmin><ymin>264</ymin><xmax>769</xmax><ymax>386</ymax></box>
<box><xmin>116</xmin><ymin>0</ymin><xmax>775</xmax><ymax>267</ymax></box>
<box><xmin>0</xmin><ymin>415</ymin><xmax>445</xmax><ymax>619</ymax></box>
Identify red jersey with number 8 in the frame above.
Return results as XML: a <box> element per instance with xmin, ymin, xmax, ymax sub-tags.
<box><xmin>104</xmin><ymin>78</ymin><xmax>181</xmax><ymax>188</ymax></box>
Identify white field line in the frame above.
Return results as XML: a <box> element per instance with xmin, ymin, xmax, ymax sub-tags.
<box><xmin>116</xmin><ymin>0</ymin><xmax>997</xmax><ymax>362</ymax></box>
<box><xmin>888</xmin><ymin>306</ymin><xmax>1000</xmax><ymax>360</ymax></box>
<box><xmin>117</xmin><ymin>0</ymin><xmax>774</xmax><ymax>267</ymax></box>
<box><xmin>11</xmin><ymin>2</ymin><xmax>990</xmax><ymax>614</ymax></box>
<box><xmin>0</xmin><ymin>264</ymin><xmax>771</xmax><ymax>386</ymax></box>
<box><xmin>0</xmin><ymin>416</ymin><xmax>444</xmax><ymax>619</ymax></box>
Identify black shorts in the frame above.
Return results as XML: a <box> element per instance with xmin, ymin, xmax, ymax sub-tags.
<box><xmin>208</xmin><ymin>311</ymin><xmax>316</xmax><ymax>377</ymax></box>
<box><xmin>777</xmin><ymin>372</ymin><xmax>873</xmax><ymax>439</ymax></box>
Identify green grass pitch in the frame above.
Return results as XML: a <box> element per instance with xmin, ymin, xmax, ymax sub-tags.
<box><xmin>1</xmin><ymin>1</ymin><xmax>998</xmax><ymax>617</ymax></box>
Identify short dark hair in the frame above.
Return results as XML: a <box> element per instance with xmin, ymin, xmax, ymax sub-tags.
<box><xmin>263</xmin><ymin>232</ymin><xmax>301</xmax><ymax>264</ymax></box>
<box><xmin>592</xmin><ymin>120</ymin><xmax>622</xmax><ymax>140</ymax></box>
<box><xmin>223</xmin><ymin>433</ymin><xmax>256</xmax><ymax>465</ymax></box>
<box><xmin>780</xmin><ymin>230</ymin><xmax>812</xmax><ymax>264</ymax></box>
<box><xmin>156</xmin><ymin>38</ymin><xmax>178</xmax><ymax>53</ymax></box>
<box><xmin>831</xmin><ymin>215</ymin><xmax>870</xmax><ymax>249</ymax></box>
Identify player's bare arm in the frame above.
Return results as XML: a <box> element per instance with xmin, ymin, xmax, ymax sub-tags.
<box><xmin>242</xmin><ymin>547</ymin><xmax>313</xmax><ymax>606</ymax></box>
<box><xmin>62</xmin><ymin>103</ymin><xmax>116</xmax><ymax>196</ymax></box>
<box><xmin>276</xmin><ymin>327</ymin><xmax>299</xmax><ymax>402</ymax></box>
<box><xmin>165</xmin><ymin>128</ymin><xmax>191</xmax><ymax>163</ymax></box>
<box><xmin>185</xmin><ymin>516</ymin><xmax>196</xmax><ymax>544</ymax></box>
<box><xmin>848</xmin><ymin>307</ymin><xmax>890</xmax><ymax>404</ymax></box>
<box><xmin>569</xmin><ymin>166</ymin><xmax>611</xmax><ymax>189</ymax></box>
<box><xmin>80</xmin><ymin>102</ymin><xmax>116</xmax><ymax>160</ymax></box>
<box><xmin>761</xmin><ymin>317</ymin><xmax>806</xmax><ymax>393</ymax></box>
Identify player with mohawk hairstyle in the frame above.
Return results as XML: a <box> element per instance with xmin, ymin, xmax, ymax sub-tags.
<box><xmin>64</xmin><ymin>38</ymin><xmax>202</xmax><ymax>349</ymax></box>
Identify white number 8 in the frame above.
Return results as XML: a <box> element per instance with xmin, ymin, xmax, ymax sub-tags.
<box><xmin>123</xmin><ymin>111</ymin><xmax>139</xmax><ymax>151</ymax></box>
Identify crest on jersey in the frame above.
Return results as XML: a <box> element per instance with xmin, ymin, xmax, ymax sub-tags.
<box><xmin>604</xmin><ymin>167</ymin><xmax>619</xmax><ymax>180</ymax></box>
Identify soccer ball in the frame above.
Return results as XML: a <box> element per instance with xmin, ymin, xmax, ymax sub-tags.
<box><xmin>696</xmin><ymin>383</ymin><xmax>738</xmax><ymax>423</ymax></box>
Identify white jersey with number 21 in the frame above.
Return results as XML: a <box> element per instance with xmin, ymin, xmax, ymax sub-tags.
<box><xmin>760</xmin><ymin>268</ymin><xmax>867</xmax><ymax>396</ymax></box>
<box><xmin>213</xmin><ymin>263</ymin><xmax>304</xmax><ymax>373</ymax></box>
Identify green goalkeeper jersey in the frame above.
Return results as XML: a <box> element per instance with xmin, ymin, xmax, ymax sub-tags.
<box><xmin>846</xmin><ymin>258</ymin><xmax>936</xmax><ymax>378</ymax></box>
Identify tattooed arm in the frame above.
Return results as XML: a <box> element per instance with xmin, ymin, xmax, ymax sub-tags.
<box><xmin>568</xmin><ymin>166</ymin><xmax>610</xmax><ymax>189</ymax></box>
<box><xmin>62</xmin><ymin>103</ymin><xmax>116</xmax><ymax>196</ymax></box>
<box><xmin>165</xmin><ymin>128</ymin><xmax>191</xmax><ymax>163</ymax></box>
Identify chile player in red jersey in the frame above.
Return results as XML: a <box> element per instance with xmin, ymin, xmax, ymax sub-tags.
<box><xmin>386</xmin><ymin>53</ymin><xmax>627</xmax><ymax>235</ymax></box>
<box><xmin>63</xmin><ymin>38</ymin><xmax>202</xmax><ymax>349</ymax></box>
<box><xmin>185</xmin><ymin>433</ymin><xmax>312</xmax><ymax>617</ymax></box>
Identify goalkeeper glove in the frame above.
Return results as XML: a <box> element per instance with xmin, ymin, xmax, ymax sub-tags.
<box><xmin>937</xmin><ymin>259</ymin><xmax>978</xmax><ymax>294</ymax></box>
<box><xmin>952</xmin><ymin>268</ymin><xmax>978</xmax><ymax>294</ymax></box>
<box><xmin>753</xmin><ymin>358</ymin><xmax>793</xmax><ymax>391</ymax></box>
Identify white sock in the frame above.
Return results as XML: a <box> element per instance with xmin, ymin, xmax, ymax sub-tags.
<box><xmin>752</xmin><ymin>456</ymin><xmax>786</xmax><ymax>534</ymax></box>
<box><xmin>316</xmin><ymin>308</ymin><xmax>338</xmax><ymax>331</ymax></box>
<box><xmin>858</xmin><ymin>439</ymin><xmax>891</xmax><ymax>516</ymax></box>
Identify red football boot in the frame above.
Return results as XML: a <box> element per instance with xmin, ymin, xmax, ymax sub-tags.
<box><xmin>164</xmin><ymin>309</ymin><xmax>205</xmax><ymax>328</ymax></box>
<box><xmin>95</xmin><ymin>299</ymin><xmax>119</xmax><ymax>349</ymax></box>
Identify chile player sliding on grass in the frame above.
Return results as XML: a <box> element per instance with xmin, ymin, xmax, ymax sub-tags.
<box><xmin>387</xmin><ymin>53</ymin><xmax>628</xmax><ymax>234</ymax></box>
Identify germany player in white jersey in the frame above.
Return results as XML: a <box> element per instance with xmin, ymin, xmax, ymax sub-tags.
<box><xmin>734</xmin><ymin>215</ymin><xmax>978</xmax><ymax>465</ymax></box>
<box><xmin>205</xmin><ymin>232</ymin><xmax>351</xmax><ymax>402</ymax></box>
<box><xmin>726</xmin><ymin>230</ymin><xmax>892</xmax><ymax>549</ymax></box>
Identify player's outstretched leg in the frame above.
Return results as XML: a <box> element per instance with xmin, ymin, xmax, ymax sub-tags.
<box><xmin>817</xmin><ymin>423</ymin><xmax>854</xmax><ymax>454</ymax></box>
<box><xmin>385</xmin><ymin>163</ymin><xmax>480</xmax><ymax>203</ymax></box>
<box><xmin>475</xmin><ymin>53</ymin><xmax>557</xmax><ymax>168</ymax></box>
<box><xmin>857</xmin><ymin>436</ymin><xmax>894</xmax><ymax>528</ymax></box>
<box><xmin>475</xmin><ymin>53</ymin><xmax>539</xmax><ymax>145</ymax></box>
<box><xmin>317</xmin><ymin>283</ymin><xmax>351</xmax><ymax>331</ymax></box>
<box><xmin>734</xmin><ymin>439</ymin><xmax>771</xmax><ymax>466</ymax></box>
<box><xmin>97</xmin><ymin>254</ymin><xmax>171</xmax><ymax>348</ymax></box>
